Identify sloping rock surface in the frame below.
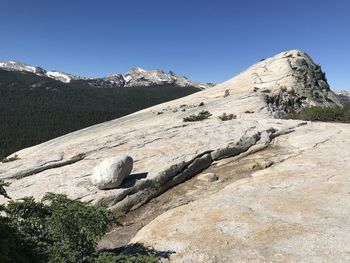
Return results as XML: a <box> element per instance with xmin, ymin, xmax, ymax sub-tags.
<box><xmin>131</xmin><ymin>122</ymin><xmax>350</xmax><ymax>263</ymax></box>
<box><xmin>0</xmin><ymin>50</ymin><xmax>341</xmax><ymax>215</ymax></box>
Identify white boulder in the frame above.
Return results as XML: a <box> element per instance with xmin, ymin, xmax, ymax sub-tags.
<box><xmin>91</xmin><ymin>155</ymin><xmax>133</xmax><ymax>190</ymax></box>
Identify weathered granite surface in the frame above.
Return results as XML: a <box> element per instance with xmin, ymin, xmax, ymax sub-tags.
<box><xmin>131</xmin><ymin>122</ymin><xmax>350</xmax><ymax>262</ymax></box>
<box><xmin>1</xmin><ymin>49</ymin><xmax>348</xmax><ymax>262</ymax></box>
<box><xmin>0</xmin><ymin>50</ymin><xmax>341</xmax><ymax>215</ymax></box>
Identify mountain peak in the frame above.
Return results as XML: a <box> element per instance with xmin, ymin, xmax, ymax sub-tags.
<box><xmin>104</xmin><ymin>67</ymin><xmax>210</xmax><ymax>89</ymax></box>
<box><xmin>128</xmin><ymin>67</ymin><xmax>146</xmax><ymax>73</ymax></box>
<box><xmin>0</xmin><ymin>60</ymin><xmax>78</xmax><ymax>83</ymax></box>
<box><xmin>0</xmin><ymin>60</ymin><xmax>46</xmax><ymax>75</ymax></box>
<box><xmin>0</xmin><ymin>61</ymin><xmax>210</xmax><ymax>89</ymax></box>
<box><xmin>214</xmin><ymin>49</ymin><xmax>341</xmax><ymax>116</ymax></box>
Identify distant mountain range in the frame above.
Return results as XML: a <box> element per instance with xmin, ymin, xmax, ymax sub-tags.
<box><xmin>0</xmin><ymin>60</ymin><xmax>212</xmax><ymax>89</ymax></box>
<box><xmin>335</xmin><ymin>90</ymin><xmax>350</xmax><ymax>107</ymax></box>
<box><xmin>0</xmin><ymin>61</ymin><xmax>210</xmax><ymax>159</ymax></box>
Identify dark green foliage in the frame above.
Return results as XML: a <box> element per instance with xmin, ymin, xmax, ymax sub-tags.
<box><xmin>288</xmin><ymin>88</ymin><xmax>296</xmax><ymax>96</ymax></box>
<box><xmin>0</xmin><ymin>69</ymin><xmax>199</xmax><ymax>159</ymax></box>
<box><xmin>0</xmin><ymin>213</ymin><xmax>40</xmax><ymax>263</ymax></box>
<box><xmin>6</xmin><ymin>193</ymin><xmax>109</xmax><ymax>263</ymax></box>
<box><xmin>0</xmin><ymin>180</ymin><xmax>11</xmax><ymax>199</ymax></box>
<box><xmin>96</xmin><ymin>252</ymin><xmax>158</xmax><ymax>263</ymax></box>
<box><xmin>218</xmin><ymin>112</ymin><xmax>236</xmax><ymax>121</ymax></box>
<box><xmin>1</xmin><ymin>154</ymin><xmax>20</xmax><ymax>163</ymax></box>
<box><xmin>224</xmin><ymin>89</ymin><xmax>230</xmax><ymax>97</ymax></box>
<box><xmin>0</xmin><ymin>179</ymin><xmax>10</xmax><ymax>190</ymax></box>
<box><xmin>261</xmin><ymin>89</ymin><xmax>271</xmax><ymax>93</ymax></box>
<box><xmin>2</xmin><ymin>193</ymin><xmax>110</xmax><ymax>263</ymax></box>
<box><xmin>183</xmin><ymin>110</ymin><xmax>212</xmax><ymax>122</ymax></box>
<box><xmin>0</xmin><ymin>180</ymin><xmax>45</xmax><ymax>263</ymax></box>
<box><xmin>280</xmin><ymin>86</ymin><xmax>287</xmax><ymax>92</ymax></box>
<box><xmin>285</xmin><ymin>106</ymin><xmax>350</xmax><ymax>123</ymax></box>
<box><xmin>0</xmin><ymin>183</ymin><xmax>160</xmax><ymax>262</ymax></box>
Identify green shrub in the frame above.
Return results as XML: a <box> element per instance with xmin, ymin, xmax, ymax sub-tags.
<box><xmin>183</xmin><ymin>110</ymin><xmax>212</xmax><ymax>122</ymax></box>
<box><xmin>288</xmin><ymin>89</ymin><xmax>296</xmax><ymax>96</ymax></box>
<box><xmin>224</xmin><ymin>90</ymin><xmax>230</xmax><ymax>97</ymax></box>
<box><xmin>245</xmin><ymin>110</ymin><xmax>254</xmax><ymax>114</ymax></box>
<box><xmin>4</xmin><ymin>193</ymin><xmax>110</xmax><ymax>263</ymax></box>
<box><xmin>285</xmin><ymin>106</ymin><xmax>350</xmax><ymax>123</ymax></box>
<box><xmin>0</xmin><ymin>183</ymin><xmax>161</xmax><ymax>263</ymax></box>
<box><xmin>218</xmin><ymin>113</ymin><xmax>236</xmax><ymax>121</ymax></box>
<box><xmin>96</xmin><ymin>252</ymin><xmax>158</xmax><ymax>263</ymax></box>
<box><xmin>261</xmin><ymin>89</ymin><xmax>271</xmax><ymax>93</ymax></box>
<box><xmin>1</xmin><ymin>154</ymin><xmax>20</xmax><ymax>163</ymax></box>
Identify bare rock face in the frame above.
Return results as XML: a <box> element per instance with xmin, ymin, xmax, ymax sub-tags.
<box><xmin>197</xmin><ymin>173</ymin><xmax>218</xmax><ymax>182</ymax></box>
<box><xmin>0</xmin><ymin>49</ymin><xmax>348</xmax><ymax>262</ymax></box>
<box><xmin>0</xmin><ymin>50</ymin><xmax>343</xmax><ymax>213</ymax></box>
<box><xmin>91</xmin><ymin>155</ymin><xmax>133</xmax><ymax>190</ymax></box>
<box><xmin>131</xmin><ymin>122</ymin><xmax>350</xmax><ymax>262</ymax></box>
<box><xmin>215</xmin><ymin>50</ymin><xmax>341</xmax><ymax>117</ymax></box>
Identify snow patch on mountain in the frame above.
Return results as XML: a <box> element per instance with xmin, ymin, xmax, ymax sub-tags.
<box><xmin>0</xmin><ymin>60</ymin><xmax>212</xmax><ymax>89</ymax></box>
<box><xmin>46</xmin><ymin>71</ymin><xmax>74</xmax><ymax>83</ymax></box>
<box><xmin>0</xmin><ymin>61</ymin><xmax>44</xmax><ymax>75</ymax></box>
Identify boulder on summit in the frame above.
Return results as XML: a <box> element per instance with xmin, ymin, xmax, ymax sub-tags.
<box><xmin>91</xmin><ymin>155</ymin><xmax>133</xmax><ymax>190</ymax></box>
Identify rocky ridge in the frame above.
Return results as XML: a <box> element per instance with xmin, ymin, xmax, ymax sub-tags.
<box><xmin>0</xmin><ymin>49</ymin><xmax>348</xmax><ymax>262</ymax></box>
<box><xmin>0</xmin><ymin>61</ymin><xmax>211</xmax><ymax>89</ymax></box>
<box><xmin>335</xmin><ymin>89</ymin><xmax>350</xmax><ymax>106</ymax></box>
<box><xmin>0</xmin><ymin>49</ymin><xmax>341</xmax><ymax>210</ymax></box>
<box><xmin>214</xmin><ymin>50</ymin><xmax>341</xmax><ymax>117</ymax></box>
<box><xmin>131</xmin><ymin>121</ymin><xmax>350</xmax><ymax>262</ymax></box>
<box><xmin>0</xmin><ymin>61</ymin><xmax>82</xmax><ymax>83</ymax></box>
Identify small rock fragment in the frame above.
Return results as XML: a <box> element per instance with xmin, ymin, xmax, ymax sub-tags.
<box><xmin>197</xmin><ymin>173</ymin><xmax>218</xmax><ymax>182</ymax></box>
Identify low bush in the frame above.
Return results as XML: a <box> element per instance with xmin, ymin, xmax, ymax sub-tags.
<box><xmin>0</xmin><ymin>183</ymin><xmax>160</xmax><ymax>263</ymax></box>
<box><xmin>285</xmin><ymin>106</ymin><xmax>350</xmax><ymax>123</ymax></box>
<box><xmin>2</xmin><ymin>193</ymin><xmax>110</xmax><ymax>263</ymax></box>
<box><xmin>96</xmin><ymin>252</ymin><xmax>158</xmax><ymax>263</ymax></box>
<box><xmin>183</xmin><ymin>110</ymin><xmax>212</xmax><ymax>122</ymax></box>
<box><xmin>288</xmin><ymin>89</ymin><xmax>296</xmax><ymax>96</ymax></box>
<box><xmin>218</xmin><ymin>113</ymin><xmax>236</xmax><ymax>121</ymax></box>
<box><xmin>224</xmin><ymin>90</ymin><xmax>230</xmax><ymax>97</ymax></box>
<box><xmin>1</xmin><ymin>154</ymin><xmax>20</xmax><ymax>163</ymax></box>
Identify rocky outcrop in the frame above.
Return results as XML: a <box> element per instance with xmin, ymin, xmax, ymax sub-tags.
<box><xmin>91</xmin><ymin>155</ymin><xmax>133</xmax><ymax>190</ymax></box>
<box><xmin>0</xmin><ymin>61</ymin><xmax>82</xmax><ymax>83</ymax></box>
<box><xmin>0</xmin><ymin>50</ymin><xmax>342</xmax><ymax>213</ymax></box>
<box><xmin>131</xmin><ymin>121</ymin><xmax>350</xmax><ymax>262</ymax></box>
<box><xmin>215</xmin><ymin>50</ymin><xmax>341</xmax><ymax>117</ymax></box>
<box><xmin>1</xmin><ymin>50</ymin><xmax>349</xmax><ymax>262</ymax></box>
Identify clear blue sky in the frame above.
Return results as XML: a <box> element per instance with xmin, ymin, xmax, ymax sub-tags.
<box><xmin>1</xmin><ymin>0</ymin><xmax>349</xmax><ymax>89</ymax></box>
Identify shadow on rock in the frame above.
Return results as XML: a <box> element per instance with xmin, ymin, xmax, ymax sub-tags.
<box><xmin>101</xmin><ymin>242</ymin><xmax>175</xmax><ymax>259</ymax></box>
<box><xmin>119</xmin><ymin>172</ymin><xmax>148</xmax><ymax>188</ymax></box>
